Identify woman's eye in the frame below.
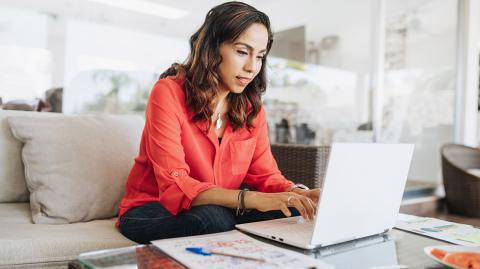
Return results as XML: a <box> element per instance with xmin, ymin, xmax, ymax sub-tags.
<box><xmin>257</xmin><ymin>55</ymin><xmax>265</xmax><ymax>60</ymax></box>
<box><xmin>237</xmin><ymin>50</ymin><xmax>248</xmax><ymax>55</ymax></box>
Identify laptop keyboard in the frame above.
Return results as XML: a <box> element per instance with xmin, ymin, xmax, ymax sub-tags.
<box><xmin>253</xmin><ymin>217</ymin><xmax>315</xmax><ymax>242</ymax></box>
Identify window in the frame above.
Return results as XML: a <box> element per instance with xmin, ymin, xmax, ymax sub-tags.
<box><xmin>0</xmin><ymin>7</ymin><xmax>52</xmax><ymax>102</ymax></box>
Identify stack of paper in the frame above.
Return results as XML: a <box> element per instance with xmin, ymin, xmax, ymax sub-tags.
<box><xmin>152</xmin><ymin>230</ymin><xmax>333</xmax><ymax>269</ymax></box>
<box><xmin>396</xmin><ymin>213</ymin><xmax>480</xmax><ymax>246</ymax></box>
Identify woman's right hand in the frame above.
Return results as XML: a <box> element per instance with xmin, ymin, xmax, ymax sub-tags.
<box><xmin>245</xmin><ymin>191</ymin><xmax>316</xmax><ymax>221</ymax></box>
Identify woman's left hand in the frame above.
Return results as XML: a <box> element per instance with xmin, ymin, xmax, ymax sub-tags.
<box><xmin>290</xmin><ymin>188</ymin><xmax>321</xmax><ymax>204</ymax></box>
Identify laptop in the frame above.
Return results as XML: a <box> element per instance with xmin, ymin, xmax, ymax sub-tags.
<box><xmin>236</xmin><ymin>143</ymin><xmax>414</xmax><ymax>249</ymax></box>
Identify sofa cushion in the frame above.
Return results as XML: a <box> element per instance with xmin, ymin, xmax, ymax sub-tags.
<box><xmin>0</xmin><ymin>111</ymin><xmax>60</xmax><ymax>203</ymax></box>
<box><xmin>8</xmin><ymin>114</ymin><xmax>143</xmax><ymax>224</ymax></box>
<box><xmin>0</xmin><ymin>203</ymin><xmax>32</xmax><ymax>224</ymax></box>
<box><xmin>0</xmin><ymin>203</ymin><xmax>135</xmax><ymax>268</ymax></box>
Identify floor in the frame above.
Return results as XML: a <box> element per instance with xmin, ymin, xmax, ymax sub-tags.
<box><xmin>432</xmin><ymin>208</ymin><xmax>480</xmax><ymax>227</ymax></box>
<box><xmin>401</xmin><ymin>180</ymin><xmax>480</xmax><ymax>227</ymax></box>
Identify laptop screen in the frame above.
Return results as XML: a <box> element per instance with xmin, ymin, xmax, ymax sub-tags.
<box><xmin>311</xmin><ymin>143</ymin><xmax>414</xmax><ymax>247</ymax></box>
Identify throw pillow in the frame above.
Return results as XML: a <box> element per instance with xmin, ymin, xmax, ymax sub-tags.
<box><xmin>8</xmin><ymin>114</ymin><xmax>144</xmax><ymax>224</ymax></box>
<box><xmin>0</xmin><ymin>110</ymin><xmax>60</xmax><ymax>202</ymax></box>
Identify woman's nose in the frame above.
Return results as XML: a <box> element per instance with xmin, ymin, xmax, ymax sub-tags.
<box><xmin>244</xmin><ymin>57</ymin><xmax>259</xmax><ymax>73</ymax></box>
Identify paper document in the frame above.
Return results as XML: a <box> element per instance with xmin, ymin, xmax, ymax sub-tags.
<box><xmin>396</xmin><ymin>213</ymin><xmax>480</xmax><ymax>247</ymax></box>
<box><xmin>151</xmin><ymin>230</ymin><xmax>333</xmax><ymax>269</ymax></box>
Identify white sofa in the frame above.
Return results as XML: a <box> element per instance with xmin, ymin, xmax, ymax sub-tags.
<box><xmin>0</xmin><ymin>110</ymin><xmax>141</xmax><ymax>269</ymax></box>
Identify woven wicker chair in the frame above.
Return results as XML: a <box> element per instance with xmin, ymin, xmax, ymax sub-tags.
<box><xmin>441</xmin><ymin>144</ymin><xmax>480</xmax><ymax>217</ymax></box>
<box><xmin>271</xmin><ymin>143</ymin><xmax>330</xmax><ymax>189</ymax></box>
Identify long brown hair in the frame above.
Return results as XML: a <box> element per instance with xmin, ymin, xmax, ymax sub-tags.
<box><xmin>160</xmin><ymin>1</ymin><xmax>273</xmax><ymax>131</ymax></box>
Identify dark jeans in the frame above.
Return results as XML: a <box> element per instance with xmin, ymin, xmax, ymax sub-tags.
<box><xmin>119</xmin><ymin>202</ymin><xmax>299</xmax><ymax>244</ymax></box>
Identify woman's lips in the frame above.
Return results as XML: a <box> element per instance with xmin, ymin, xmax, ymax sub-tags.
<box><xmin>236</xmin><ymin>76</ymin><xmax>252</xmax><ymax>86</ymax></box>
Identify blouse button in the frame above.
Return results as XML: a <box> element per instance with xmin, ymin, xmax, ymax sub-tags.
<box><xmin>171</xmin><ymin>171</ymin><xmax>180</xmax><ymax>177</ymax></box>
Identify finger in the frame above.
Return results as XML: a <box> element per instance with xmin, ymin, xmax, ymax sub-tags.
<box><xmin>298</xmin><ymin>196</ymin><xmax>315</xmax><ymax>221</ymax></box>
<box><xmin>305</xmin><ymin>193</ymin><xmax>317</xmax><ymax>211</ymax></box>
<box><xmin>307</xmin><ymin>198</ymin><xmax>317</xmax><ymax>215</ymax></box>
<box><xmin>310</xmin><ymin>189</ymin><xmax>321</xmax><ymax>203</ymax></box>
<box><xmin>280</xmin><ymin>204</ymin><xmax>292</xmax><ymax>217</ymax></box>
<box><xmin>297</xmin><ymin>196</ymin><xmax>313</xmax><ymax>220</ymax></box>
<box><xmin>291</xmin><ymin>197</ymin><xmax>309</xmax><ymax>220</ymax></box>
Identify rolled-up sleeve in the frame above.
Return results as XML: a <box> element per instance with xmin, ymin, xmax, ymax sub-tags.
<box><xmin>243</xmin><ymin>108</ymin><xmax>294</xmax><ymax>192</ymax></box>
<box><xmin>145</xmin><ymin>80</ymin><xmax>214</xmax><ymax>215</ymax></box>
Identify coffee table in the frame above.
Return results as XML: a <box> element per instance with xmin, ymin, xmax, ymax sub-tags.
<box><xmin>69</xmin><ymin>229</ymin><xmax>449</xmax><ymax>269</ymax></box>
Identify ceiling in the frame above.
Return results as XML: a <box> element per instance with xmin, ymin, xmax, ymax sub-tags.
<box><xmin>0</xmin><ymin>0</ymin><xmax>457</xmax><ymax>41</ymax></box>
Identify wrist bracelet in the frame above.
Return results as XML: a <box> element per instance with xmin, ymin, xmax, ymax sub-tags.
<box><xmin>236</xmin><ymin>188</ymin><xmax>251</xmax><ymax>216</ymax></box>
<box><xmin>290</xmin><ymin>183</ymin><xmax>310</xmax><ymax>191</ymax></box>
<box><xmin>235</xmin><ymin>190</ymin><xmax>243</xmax><ymax>216</ymax></box>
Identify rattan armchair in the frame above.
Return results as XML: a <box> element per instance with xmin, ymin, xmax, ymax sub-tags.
<box><xmin>271</xmin><ymin>143</ymin><xmax>330</xmax><ymax>189</ymax></box>
<box><xmin>441</xmin><ymin>144</ymin><xmax>480</xmax><ymax>217</ymax></box>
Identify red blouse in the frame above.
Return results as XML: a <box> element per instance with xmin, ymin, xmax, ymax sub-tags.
<box><xmin>117</xmin><ymin>76</ymin><xmax>293</xmax><ymax>222</ymax></box>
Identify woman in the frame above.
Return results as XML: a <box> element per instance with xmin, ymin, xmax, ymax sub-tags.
<box><xmin>117</xmin><ymin>1</ymin><xmax>320</xmax><ymax>244</ymax></box>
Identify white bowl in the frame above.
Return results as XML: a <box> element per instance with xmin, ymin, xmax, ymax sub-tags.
<box><xmin>424</xmin><ymin>245</ymin><xmax>480</xmax><ymax>269</ymax></box>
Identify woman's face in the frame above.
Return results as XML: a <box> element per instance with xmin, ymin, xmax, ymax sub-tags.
<box><xmin>218</xmin><ymin>23</ymin><xmax>268</xmax><ymax>94</ymax></box>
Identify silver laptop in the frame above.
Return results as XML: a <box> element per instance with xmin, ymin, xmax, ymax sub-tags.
<box><xmin>236</xmin><ymin>143</ymin><xmax>414</xmax><ymax>249</ymax></box>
